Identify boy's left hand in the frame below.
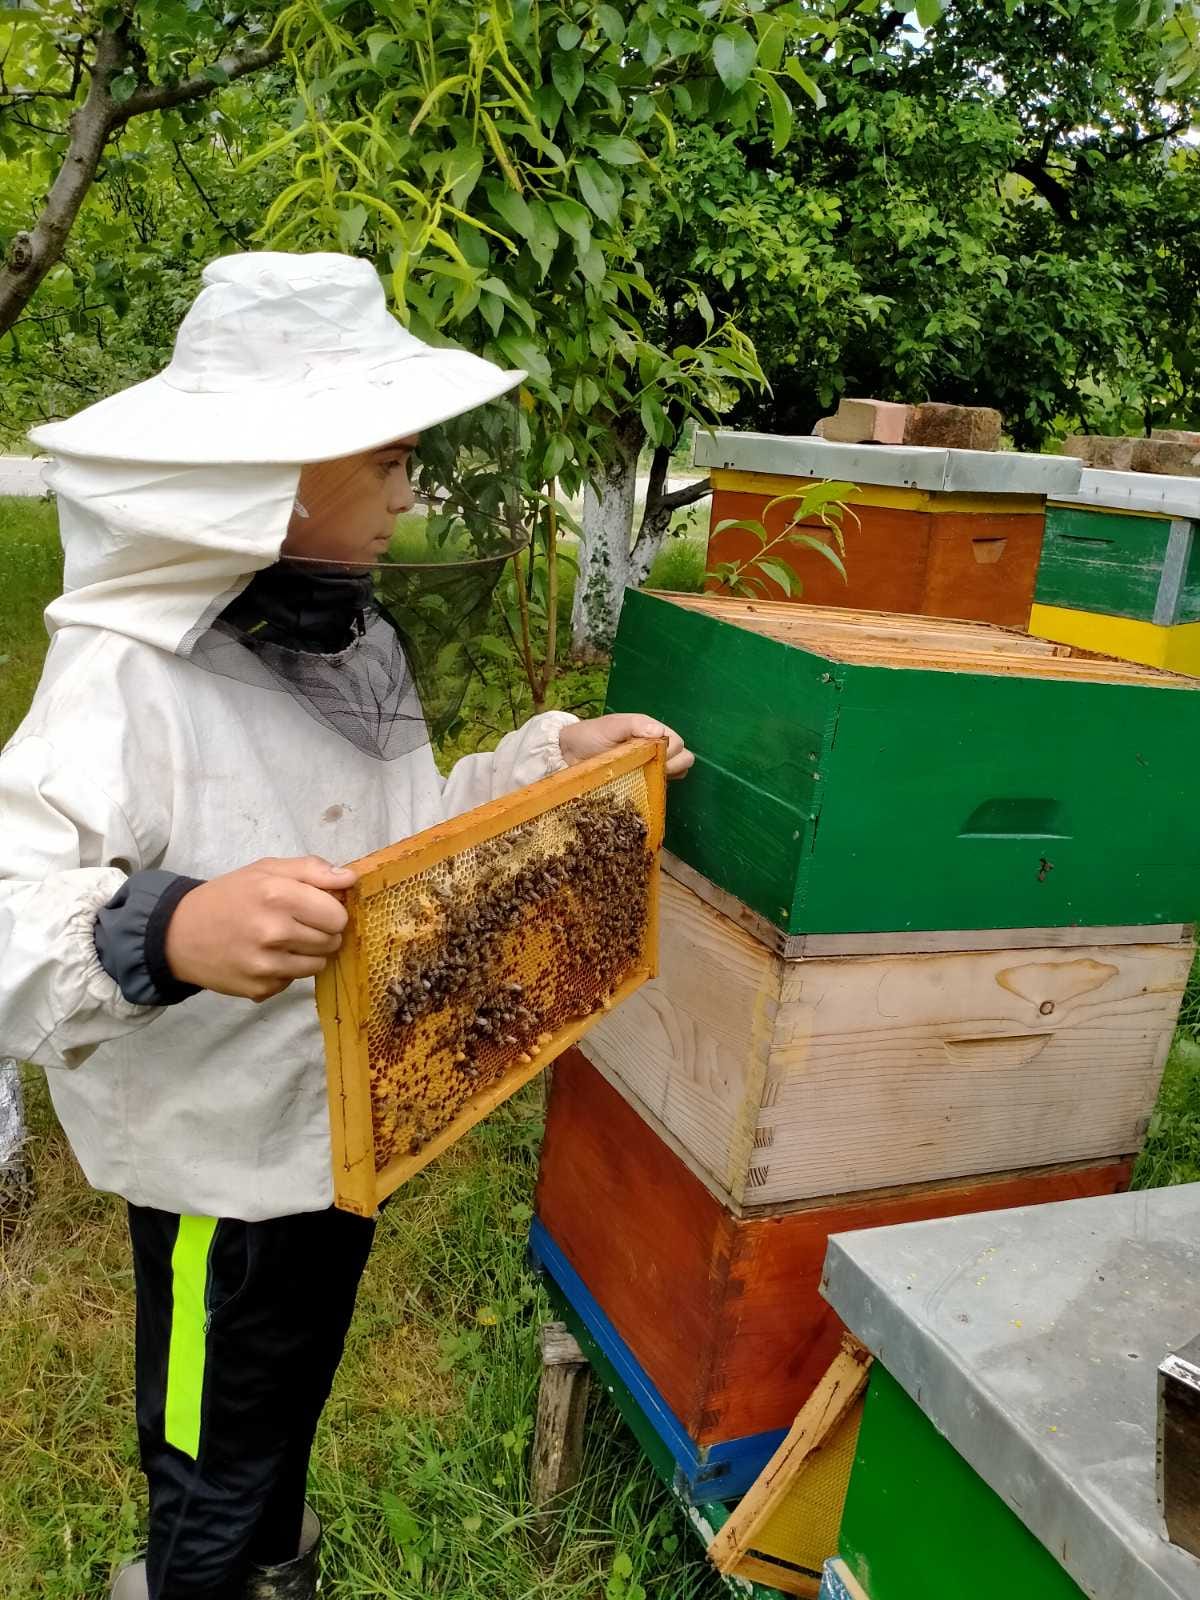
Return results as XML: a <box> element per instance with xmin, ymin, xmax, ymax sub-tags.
<box><xmin>559</xmin><ymin>714</ymin><xmax>694</xmax><ymax>780</ymax></box>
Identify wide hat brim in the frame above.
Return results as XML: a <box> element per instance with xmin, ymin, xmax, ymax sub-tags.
<box><xmin>28</xmin><ymin>348</ymin><xmax>526</xmax><ymax>466</ymax></box>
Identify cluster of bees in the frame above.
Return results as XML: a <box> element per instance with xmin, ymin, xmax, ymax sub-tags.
<box><xmin>366</xmin><ymin>789</ymin><xmax>653</xmax><ymax>1169</ymax></box>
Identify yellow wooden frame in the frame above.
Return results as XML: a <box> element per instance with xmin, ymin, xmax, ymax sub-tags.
<box><xmin>316</xmin><ymin>738</ymin><xmax>667</xmax><ymax>1215</ymax></box>
<box><xmin>707</xmin><ymin>1336</ymin><xmax>873</xmax><ymax>1597</ymax></box>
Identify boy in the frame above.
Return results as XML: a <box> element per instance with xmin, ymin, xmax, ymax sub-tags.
<box><xmin>0</xmin><ymin>251</ymin><xmax>691</xmax><ymax>1599</ymax></box>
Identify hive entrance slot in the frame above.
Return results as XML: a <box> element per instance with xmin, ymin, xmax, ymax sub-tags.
<box><xmin>959</xmin><ymin>798</ymin><xmax>1070</xmax><ymax>840</ymax></box>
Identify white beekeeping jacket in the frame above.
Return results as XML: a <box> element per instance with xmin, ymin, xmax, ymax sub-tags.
<box><xmin>0</xmin><ymin>455</ymin><xmax>574</xmax><ymax>1220</ymax></box>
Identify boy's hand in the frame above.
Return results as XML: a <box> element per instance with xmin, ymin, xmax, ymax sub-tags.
<box><xmin>165</xmin><ymin>857</ymin><xmax>357</xmax><ymax>1002</ymax></box>
<box><xmin>558</xmin><ymin>714</ymin><xmax>694</xmax><ymax>780</ymax></box>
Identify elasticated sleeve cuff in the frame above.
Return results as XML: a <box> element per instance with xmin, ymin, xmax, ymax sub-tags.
<box><xmin>94</xmin><ymin>869</ymin><xmax>205</xmax><ymax>1007</ymax></box>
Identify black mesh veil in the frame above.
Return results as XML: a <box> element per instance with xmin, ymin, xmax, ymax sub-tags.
<box><xmin>179</xmin><ymin>398</ymin><xmax>530</xmax><ymax>761</ymax></box>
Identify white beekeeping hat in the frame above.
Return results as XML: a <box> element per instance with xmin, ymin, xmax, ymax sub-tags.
<box><xmin>29</xmin><ymin>251</ymin><xmax>525</xmax><ymax>465</ymax></box>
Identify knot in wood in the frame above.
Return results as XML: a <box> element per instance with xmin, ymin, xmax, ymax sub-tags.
<box><xmin>7</xmin><ymin>232</ymin><xmax>33</xmax><ymax>272</ymax></box>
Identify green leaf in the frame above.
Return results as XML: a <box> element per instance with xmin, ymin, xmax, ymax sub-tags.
<box><xmin>444</xmin><ymin>146</ymin><xmax>484</xmax><ymax>207</ymax></box>
<box><xmin>712</xmin><ymin>29</ymin><xmax>757</xmax><ymax>92</ymax></box>
<box><xmin>783</xmin><ymin>58</ymin><xmax>826</xmax><ymax>109</ymax></box>
<box><xmin>549</xmin><ymin>197</ymin><xmax>590</xmax><ymax>246</ymax></box>
<box><xmin>462</xmin><ymin>1513</ymin><xmax>484</xmax><ymax>1534</ymax></box>
<box><xmin>556</xmin><ymin>22</ymin><xmax>582</xmax><ymax>49</ymax></box>
<box><xmin>551</xmin><ymin>50</ymin><xmax>584</xmax><ymax>108</ymax></box>
<box><xmin>915</xmin><ymin>0</ymin><xmax>943</xmax><ymax>26</ymax></box>
<box><xmin>595</xmin><ymin>4</ymin><xmax>625</xmax><ymax>43</ymax></box>
<box><xmin>366</xmin><ymin>29</ymin><xmax>394</xmax><ymax>64</ymax></box>
<box><xmin>787</xmin><ymin>532</ymin><xmax>848</xmax><ymax>579</ymax></box>
<box><xmin>756</xmin><ymin>71</ymin><xmax>793</xmax><ymax>154</ymax></box>
<box><xmin>337</xmin><ymin>203</ymin><xmax>368</xmax><ymax>248</ymax></box>
<box><xmin>577</xmin><ymin>158</ymin><xmax>621</xmax><ymax>224</ymax></box>
<box><xmin>590</xmin><ymin>135</ymin><xmax>644</xmax><ymax>166</ymax></box>
<box><xmin>578</xmin><ymin>240</ymin><xmax>606</xmax><ymax>285</ymax></box>
<box><xmin>755</xmin><ymin>557</ymin><xmax>800</xmax><ymax>595</ymax></box>
<box><xmin>109</xmin><ymin>69</ymin><xmax>138</xmax><ymax>105</ymax></box>
<box><xmin>613</xmin><ymin>1553</ymin><xmax>634</xmax><ymax>1580</ymax></box>
<box><xmin>544</xmin><ymin>433</ymin><xmax>571</xmax><ymax>478</ymax></box>
<box><xmin>382</xmin><ymin>1492</ymin><xmax>421</xmax><ymax>1547</ymax></box>
<box><xmin>485</xmin><ymin>181</ymin><xmax>535</xmax><ymax>239</ymax></box>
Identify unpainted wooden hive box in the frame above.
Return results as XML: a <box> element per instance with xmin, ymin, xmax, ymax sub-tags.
<box><xmin>584</xmin><ymin>873</ymin><xmax>1191</xmax><ymax>1211</ymax></box>
<box><xmin>605</xmin><ymin>589</ymin><xmax>1200</xmax><ymax>935</ymax></box>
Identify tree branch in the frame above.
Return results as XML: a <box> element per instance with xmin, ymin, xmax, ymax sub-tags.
<box><xmin>1102</xmin><ymin>116</ymin><xmax>1192</xmax><ymax>159</ymax></box>
<box><xmin>0</xmin><ymin>28</ymin><xmax>127</xmax><ymax>337</ymax></box>
<box><xmin>1012</xmin><ymin>158</ymin><xmax>1074</xmax><ymax>221</ymax></box>
<box><xmin>171</xmin><ymin>139</ymin><xmax>242</xmax><ymax>245</ymax></box>
<box><xmin>657</xmin><ymin>474</ymin><xmax>712</xmax><ymax>514</ymax></box>
<box><xmin>0</xmin><ymin>29</ymin><xmax>280</xmax><ymax>337</ymax></box>
<box><xmin>115</xmin><ymin>40</ymin><xmax>281</xmax><ymax>122</ymax></box>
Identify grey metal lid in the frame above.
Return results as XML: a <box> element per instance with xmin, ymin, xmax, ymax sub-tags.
<box><xmin>821</xmin><ymin>1183</ymin><xmax>1200</xmax><ymax>1600</ymax></box>
<box><xmin>1052</xmin><ymin>469</ymin><xmax>1200</xmax><ymax>521</ymax></box>
<box><xmin>693</xmin><ymin>429</ymin><xmax>1083</xmax><ymax>497</ymax></box>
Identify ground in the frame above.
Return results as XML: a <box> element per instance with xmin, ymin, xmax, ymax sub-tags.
<box><xmin>1</xmin><ymin>496</ymin><xmax>1197</xmax><ymax>1598</ymax></box>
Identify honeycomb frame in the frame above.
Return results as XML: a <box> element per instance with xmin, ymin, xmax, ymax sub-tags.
<box><xmin>316</xmin><ymin>737</ymin><xmax>667</xmax><ymax>1215</ymax></box>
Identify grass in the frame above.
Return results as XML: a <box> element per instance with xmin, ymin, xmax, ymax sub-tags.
<box><xmin>5</xmin><ymin>491</ymin><xmax>1199</xmax><ymax>1596</ymax></box>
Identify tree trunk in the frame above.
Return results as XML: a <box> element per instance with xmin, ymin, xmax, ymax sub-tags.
<box><xmin>630</xmin><ymin>440</ymin><xmax>714</xmax><ymax>587</ymax></box>
<box><xmin>570</xmin><ymin>414</ymin><xmax>643</xmax><ymax>658</ymax></box>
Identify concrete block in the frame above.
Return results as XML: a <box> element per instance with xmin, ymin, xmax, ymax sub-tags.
<box><xmin>1130</xmin><ymin>437</ymin><xmax>1200</xmax><ymax>477</ymax></box>
<box><xmin>1062</xmin><ymin>435</ymin><xmax>1136</xmax><ymax>470</ymax></box>
<box><xmin>823</xmin><ymin>398</ymin><xmax>912</xmax><ymax>445</ymax></box>
<box><xmin>905</xmin><ymin>403</ymin><xmax>1003</xmax><ymax>451</ymax></box>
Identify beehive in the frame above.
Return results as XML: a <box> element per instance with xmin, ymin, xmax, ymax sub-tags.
<box><xmin>1030</xmin><ymin>473</ymin><xmax>1200</xmax><ymax>675</ymax></box>
<box><xmin>316</xmin><ymin>740</ymin><xmax>665</xmax><ymax>1215</ymax></box>
<box><xmin>605</xmin><ymin>589</ymin><xmax>1200</xmax><ymax>935</ymax></box>
<box><xmin>532</xmin><ymin>1050</ymin><xmax>1134</xmax><ymax>1497</ymax></box>
<box><xmin>584</xmin><ymin>873</ymin><xmax>1189</xmax><ymax>1210</ymax></box>
<box><xmin>696</xmin><ymin>429</ymin><xmax>1079</xmax><ymax>627</ymax></box>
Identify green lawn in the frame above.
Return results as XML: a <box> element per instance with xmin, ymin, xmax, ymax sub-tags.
<box><xmin>2</xmin><ymin>493</ymin><xmax>1198</xmax><ymax>1598</ymax></box>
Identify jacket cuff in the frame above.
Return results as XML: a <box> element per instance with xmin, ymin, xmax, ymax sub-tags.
<box><xmin>539</xmin><ymin>711</ymin><xmax>580</xmax><ymax>775</ymax></box>
<box><xmin>94</xmin><ymin>870</ymin><xmax>205</xmax><ymax>1007</ymax></box>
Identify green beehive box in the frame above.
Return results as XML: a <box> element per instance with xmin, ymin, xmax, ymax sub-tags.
<box><xmin>1036</xmin><ymin>502</ymin><xmax>1200</xmax><ymax>624</ymax></box>
<box><xmin>605</xmin><ymin>591</ymin><xmax>1200</xmax><ymax>936</ymax></box>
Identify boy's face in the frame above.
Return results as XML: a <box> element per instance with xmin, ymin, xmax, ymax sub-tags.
<box><xmin>283</xmin><ymin>436</ymin><xmax>419</xmax><ymax>566</ymax></box>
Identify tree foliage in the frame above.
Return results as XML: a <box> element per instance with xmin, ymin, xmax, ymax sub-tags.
<box><xmin>0</xmin><ymin>0</ymin><xmax>283</xmax><ymax>336</ymax></box>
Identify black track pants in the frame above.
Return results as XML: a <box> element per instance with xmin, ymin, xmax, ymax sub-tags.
<box><xmin>126</xmin><ymin>1203</ymin><xmax>376</xmax><ymax>1600</ymax></box>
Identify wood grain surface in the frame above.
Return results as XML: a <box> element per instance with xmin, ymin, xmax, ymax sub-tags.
<box><xmin>536</xmin><ymin>1050</ymin><xmax>1134</xmax><ymax>1445</ymax></box>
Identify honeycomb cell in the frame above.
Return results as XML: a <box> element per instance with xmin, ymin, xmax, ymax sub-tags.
<box><xmin>356</xmin><ymin>767</ymin><xmax>656</xmax><ymax>1173</ymax></box>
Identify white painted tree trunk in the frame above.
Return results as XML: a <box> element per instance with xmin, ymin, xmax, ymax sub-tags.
<box><xmin>570</xmin><ymin>419</ymin><xmax>642</xmax><ymax>658</ymax></box>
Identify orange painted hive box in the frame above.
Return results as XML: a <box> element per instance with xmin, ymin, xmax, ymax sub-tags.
<box><xmin>696</xmin><ymin>429</ymin><xmax>1081</xmax><ymax>626</ymax></box>
<box><xmin>534</xmin><ymin>1049</ymin><xmax>1133</xmax><ymax>1457</ymax></box>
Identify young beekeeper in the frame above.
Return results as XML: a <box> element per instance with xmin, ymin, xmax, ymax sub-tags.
<box><xmin>0</xmin><ymin>250</ymin><xmax>691</xmax><ymax>1600</ymax></box>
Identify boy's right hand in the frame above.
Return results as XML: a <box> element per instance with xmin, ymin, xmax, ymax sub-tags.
<box><xmin>165</xmin><ymin>856</ymin><xmax>357</xmax><ymax>1002</ymax></box>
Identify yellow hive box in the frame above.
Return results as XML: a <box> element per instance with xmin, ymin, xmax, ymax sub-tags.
<box><xmin>1029</xmin><ymin>602</ymin><xmax>1200</xmax><ymax>676</ymax></box>
<box><xmin>316</xmin><ymin>739</ymin><xmax>666</xmax><ymax>1215</ymax></box>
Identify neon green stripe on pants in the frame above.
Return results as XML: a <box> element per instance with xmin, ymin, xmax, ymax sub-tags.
<box><xmin>164</xmin><ymin>1214</ymin><xmax>218</xmax><ymax>1459</ymax></box>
